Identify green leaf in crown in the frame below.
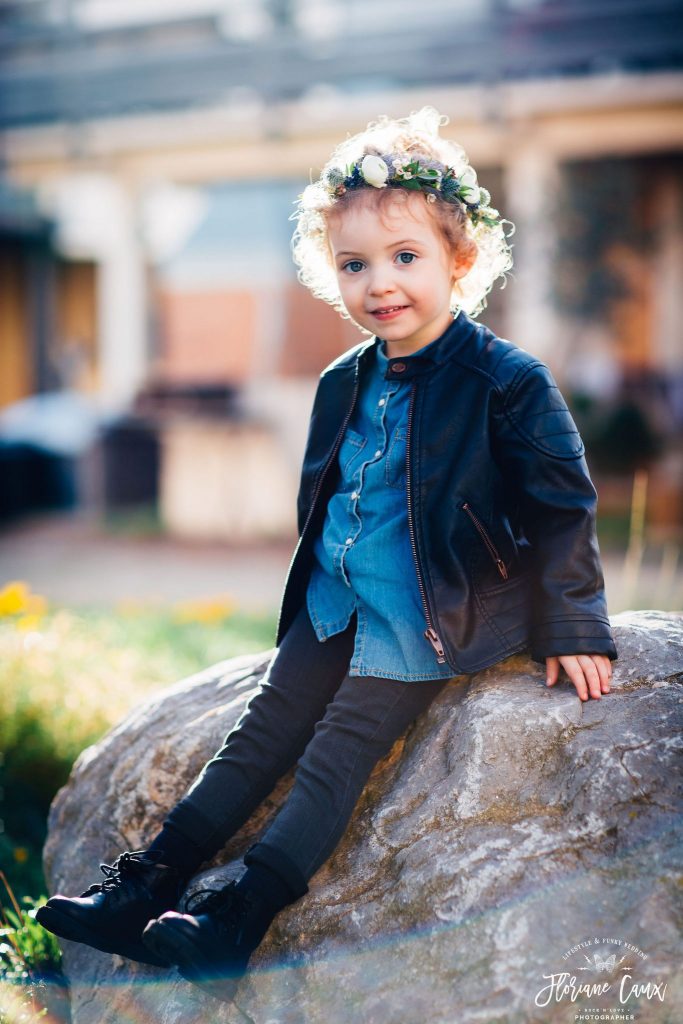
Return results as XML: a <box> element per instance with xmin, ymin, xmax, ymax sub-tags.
<box><xmin>321</xmin><ymin>152</ymin><xmax>502</xmax><ymax>227</ymax></box>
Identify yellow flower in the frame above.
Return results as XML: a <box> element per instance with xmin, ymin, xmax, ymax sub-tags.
<box><xmin>13</xmin><ymin>847</ymin><xmax>29</xmax><ymax>864</ymax></box>
<box><xmin>0</xmin><ymin>581</ymin><xmax>31</xmax><ymax>616</ymax></box>
<box><xmin>0</xmin><ymin>581</ymin><xmax>48</xmax><ymax>619</ymax></box>
<box><xmin>172</xmin><ymin>595</ymin><xmax>238</xmax><ymax>626</ymax></box>
<box><xmin>16</xmin><ymin>615</ymin><xmax>43</xmax><ymax>632</ymax></box>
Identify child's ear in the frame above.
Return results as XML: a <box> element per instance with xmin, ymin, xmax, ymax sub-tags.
<box><xmin>451</xmin><ymin>241</ymin><xmax>477</xmax><ymax>282</ymax></box>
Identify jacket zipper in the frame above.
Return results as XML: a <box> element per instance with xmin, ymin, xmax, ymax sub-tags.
<box><xmin>302</xmin><ymin>371</ymin><xmax>361</xmax><ymax>537</ymax></box>
<box><xmin>461</xmin><ymin>502</ymin><xmax>509</xmax><ymax>580</ymax></box>
<box><xmin>406</xmin><ymin>381</ymin><xmax>447</xmax><ymax>663</ymax></box>
<box><xmin>278</xmin><ymin>368</ymin><xmax>362</xmax><ymax>636</ymax></box>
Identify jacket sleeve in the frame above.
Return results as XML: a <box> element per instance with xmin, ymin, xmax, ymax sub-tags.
<box><xmin>492</xmin><ymin>359</ymin><xmax>618</xmax><ymax>665</ymax></box>
<box><xmin>295</xmin><ymin>374</ymin><xmax>327</xmax><ymax>536</ymax></box>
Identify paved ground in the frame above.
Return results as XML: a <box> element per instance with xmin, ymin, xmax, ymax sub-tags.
<box><xmin>0</xmin><ymin>511</ymin><xmax>680</xmax><ymax>615</ymax></box>
<box><xmin>0</xmin><ymin>511</ymin><xmax>295</xmax><ymax>613</ymax></box>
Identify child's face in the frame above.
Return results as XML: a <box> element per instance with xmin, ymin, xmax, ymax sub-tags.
<box><xmin>327</xmin><ymin>191</ymin><xmax>474</xmax><ymax>355</ymax></box>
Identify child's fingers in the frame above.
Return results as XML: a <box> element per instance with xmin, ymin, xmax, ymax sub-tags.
<box><xmin>590</xmin><ymin>654</ymin><xmax>612</xmax><ymax>693</ymax></box>
<box><xmin>575</xmin><ymin>655</ymin><xmax>605</xmax><ymax>700</ymax></box>
<box><xmin>556</xmin><ymin>655</ymin><xmax>601</xmax><ymax>701</ymax></box>
<box><xmin>591</xmin><ymin>655</ymin><xmax>612</xmax><ymax>693</ymax></box>
<box><xmin>545</xmin><ymin>656</ymin><xmax>560</xmax><ymax>687</ymax></box>
<box><xmin>546</xmin><ymin>654</ymin><xmax>612</xmax><ymax>700</ymax></box>
<box><xmin>561</xmin><ymin>657</ymin><xmax>591</xmax><ymax>701</ymax></box>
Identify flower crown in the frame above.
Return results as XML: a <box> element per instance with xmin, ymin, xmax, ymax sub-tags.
<box><xmin>323</xmin><ymin>153</ymin><xmax>502</xmax><ymax>229</ymax></box>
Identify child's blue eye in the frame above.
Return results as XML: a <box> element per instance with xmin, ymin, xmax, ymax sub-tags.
<box><xmin>396</xmin><ymin>252</ymin><xmax>416</xmax><ymax>265</ymax></box>
<box><xmin>343</xmin><ymin>260</ymin><xmax>365</xmax><ymax>273</ymax></box>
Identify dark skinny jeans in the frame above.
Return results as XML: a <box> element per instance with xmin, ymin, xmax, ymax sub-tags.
<box><xmin>159</xmin><ymin>602</ymin><xmax>454</xmax><ymax>899</ymax></box>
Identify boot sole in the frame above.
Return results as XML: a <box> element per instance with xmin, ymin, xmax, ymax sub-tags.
<box><xmin>142</xmin><ymin>920</ymin><xmax>243</xmax><ymax>1003</ymax></box>
<box><xmin>35</xmin><ymin>904</ymin><xmax>171</xmax><ymax>968</ymax></box>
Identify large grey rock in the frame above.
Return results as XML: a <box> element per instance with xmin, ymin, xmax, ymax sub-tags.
<box><xmin>43</xmin><ymin>610</ymin><xmax>683</xmax><ymax>1024</ymax></box>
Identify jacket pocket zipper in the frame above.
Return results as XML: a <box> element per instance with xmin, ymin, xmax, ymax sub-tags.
<box><xmin>461</xmin><ymin>502</ymin><xmax>509</xmax><ymax>580</ymax></box>
<box><xmin>406</xmin><ymin>383</ymin><xmax>447</xmax><ymax>663</ymax></box>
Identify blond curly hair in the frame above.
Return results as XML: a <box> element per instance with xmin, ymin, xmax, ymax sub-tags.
<box><xmin>290</xmin><ymin>106</ymin><xmax>515</xmax><ymax>322</ymax></box>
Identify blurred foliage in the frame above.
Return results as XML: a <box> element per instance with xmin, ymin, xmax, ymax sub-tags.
<box><xmin>549</xmin><ymin>155</ymin><xmax>661</xmax><ymax>322</ymax></box>
<box><xmin>0</xmin><ymin>873</ymin><xmax>69</xmax><ymax>1024</ymax></box>
<box><xmin>594</xmin><ymin>511</ymin><xmax>632</xmax><ymax>550</ymax></box>
<box><xmin>571</xmin><ymin>393</ymin><xmax>665</xmax><ymax>475</ymax></box>
<box><xmin>0</xmin><ymin>581</ymin><xmax>277</xmax><ymax>899</ymax></box>
<box><xmin>101</xmin><ymin>504</ymin><xmax>164</xmax><ymax>537</ymax></box>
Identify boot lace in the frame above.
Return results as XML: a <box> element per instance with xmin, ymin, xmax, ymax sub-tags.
<box><xmin>79</xmin><ymin>849</ymin><xmax>163</xmax><ymax>898</ymax></box>
<box><xmin>184</xmin><ymin>880</ymin><xmax>257</xmax><ymax>926</ymax></box>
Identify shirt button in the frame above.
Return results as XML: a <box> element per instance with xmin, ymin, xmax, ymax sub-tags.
<box><xmin>375</xmin><ymin>449</ymin><xmax>382</xmax><ymax>457</ymax></box>
<box><xmin>351</xmin><ymin>491</ymin><xmax>358</xmax><ymax>499</ymax></box>
<box><xmin>346</xmin><ymin>537</ymin><xmax>353</xmax><ymax>545</ymax></box>
<box><xmin>378</xmin><ymin>398</ymin><xmax>385</xmax><ymax>406</ymax></box>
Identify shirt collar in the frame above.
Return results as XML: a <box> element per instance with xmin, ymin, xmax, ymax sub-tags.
<box><xmin>364</xmin><ymin>309</ymin><xmax>467</xmax><ymax>381</ymax></box>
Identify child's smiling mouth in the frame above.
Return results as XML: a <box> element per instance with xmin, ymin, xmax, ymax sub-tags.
<box><xmin>370</xmin><ymin>305</ymin><xmax>409</xmax><ymax>319</ymax></box>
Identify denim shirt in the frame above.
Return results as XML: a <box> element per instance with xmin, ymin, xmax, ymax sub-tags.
<box><xmin>305</xmin><ymin>334</ymin><xmax>457</xmax><ymax>682</ymax></box>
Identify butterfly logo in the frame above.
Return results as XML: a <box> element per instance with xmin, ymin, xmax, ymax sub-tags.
<box><xmin>579</xmin><ymin>952</ymin><xmax>630</xmax><ymax>973</ymax></box>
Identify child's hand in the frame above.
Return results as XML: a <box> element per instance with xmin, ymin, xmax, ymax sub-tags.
<box><xmin>545</xmin><ymin>654</ymin><xmax>612</xmax><ymax>701</ymax></box>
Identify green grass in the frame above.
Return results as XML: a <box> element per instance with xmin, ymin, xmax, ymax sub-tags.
<box><xmin>0</xmin><ymin>585</ymin><xmax>278</xmax><ymax>1020</ymax></box>
<box><xmin>596</xmin><ymin>511</ymin><xmax>633</xmax><ymax>549</ymax></box>
<box><xmin>0</xmin><ymin>871</ymin><xmax>68</xmax><ymax>1024</ymax></box>
<box><xmin>0</xmin><ymin>590</ymin><xmax>277</xmax><ymax>900</ymax></box>
<box><xmin>100</xmin><ymin>503</ymin><xmax>165</xmax><ymax>538</ymax></box>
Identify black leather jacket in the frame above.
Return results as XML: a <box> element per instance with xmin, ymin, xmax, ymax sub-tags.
<box><xmin>275</xmin><ymin>310</ymin><xmax>618</xmax><ymax>674</ymax></box>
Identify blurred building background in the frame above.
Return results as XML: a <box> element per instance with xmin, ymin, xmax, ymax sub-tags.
<box><xmin>0</xmin><ymin>0</ymin><xmax>682</xmax><ymax>556</ymax></box>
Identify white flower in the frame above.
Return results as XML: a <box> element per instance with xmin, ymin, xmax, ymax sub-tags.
<box><xmin>461</xmin><ymin>183</ymin><xmax>481</xmax><ymax>204</ymax></box>
<box><xmin>458</xmin><ymin>165</ymin><xmax>480</xmax><ymax>204</ymax></box>
<box><xmin>360</xmin><ymin>155</ymin><xmax>389</xmax><ymax>188</ymax></box>
<box><xmin>460</xmin><ymin>166</ymin><xmax>478</xmax><ymax>187</ymax></box>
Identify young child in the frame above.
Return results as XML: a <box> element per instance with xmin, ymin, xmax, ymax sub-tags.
<box><xmin>36</xmin><ymin>107</ymin><xmax>617</xmax><ymax>1003</ymax></box>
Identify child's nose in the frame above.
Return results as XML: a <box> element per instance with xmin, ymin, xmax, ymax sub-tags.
<box><xmin>367</xmin><ymin>266</ymin><xmax>396</xmax><ymax>295</ymax></box>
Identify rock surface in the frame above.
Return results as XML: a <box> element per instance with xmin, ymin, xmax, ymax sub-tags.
<box><xmin>43</xmin><ymin>609</ymin><xmax>683</xmax><ymax>1024</ymax></box>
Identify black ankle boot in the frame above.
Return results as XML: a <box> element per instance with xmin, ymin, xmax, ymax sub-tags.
<box><xmin>142</xmin><ymin>877</ymin><xmax>289</xmax><ymax>1002</ymax></box>
<box><xmin>34</xmin><ymin>849</ymin><xmax>186</xmax><ymax>967</ymax></box>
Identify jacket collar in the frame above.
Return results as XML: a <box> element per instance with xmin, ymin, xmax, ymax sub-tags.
<box><xmin>356</xmin><ymin>308</ymin><xmax>477</xmax><ymax>381</ymax></box>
